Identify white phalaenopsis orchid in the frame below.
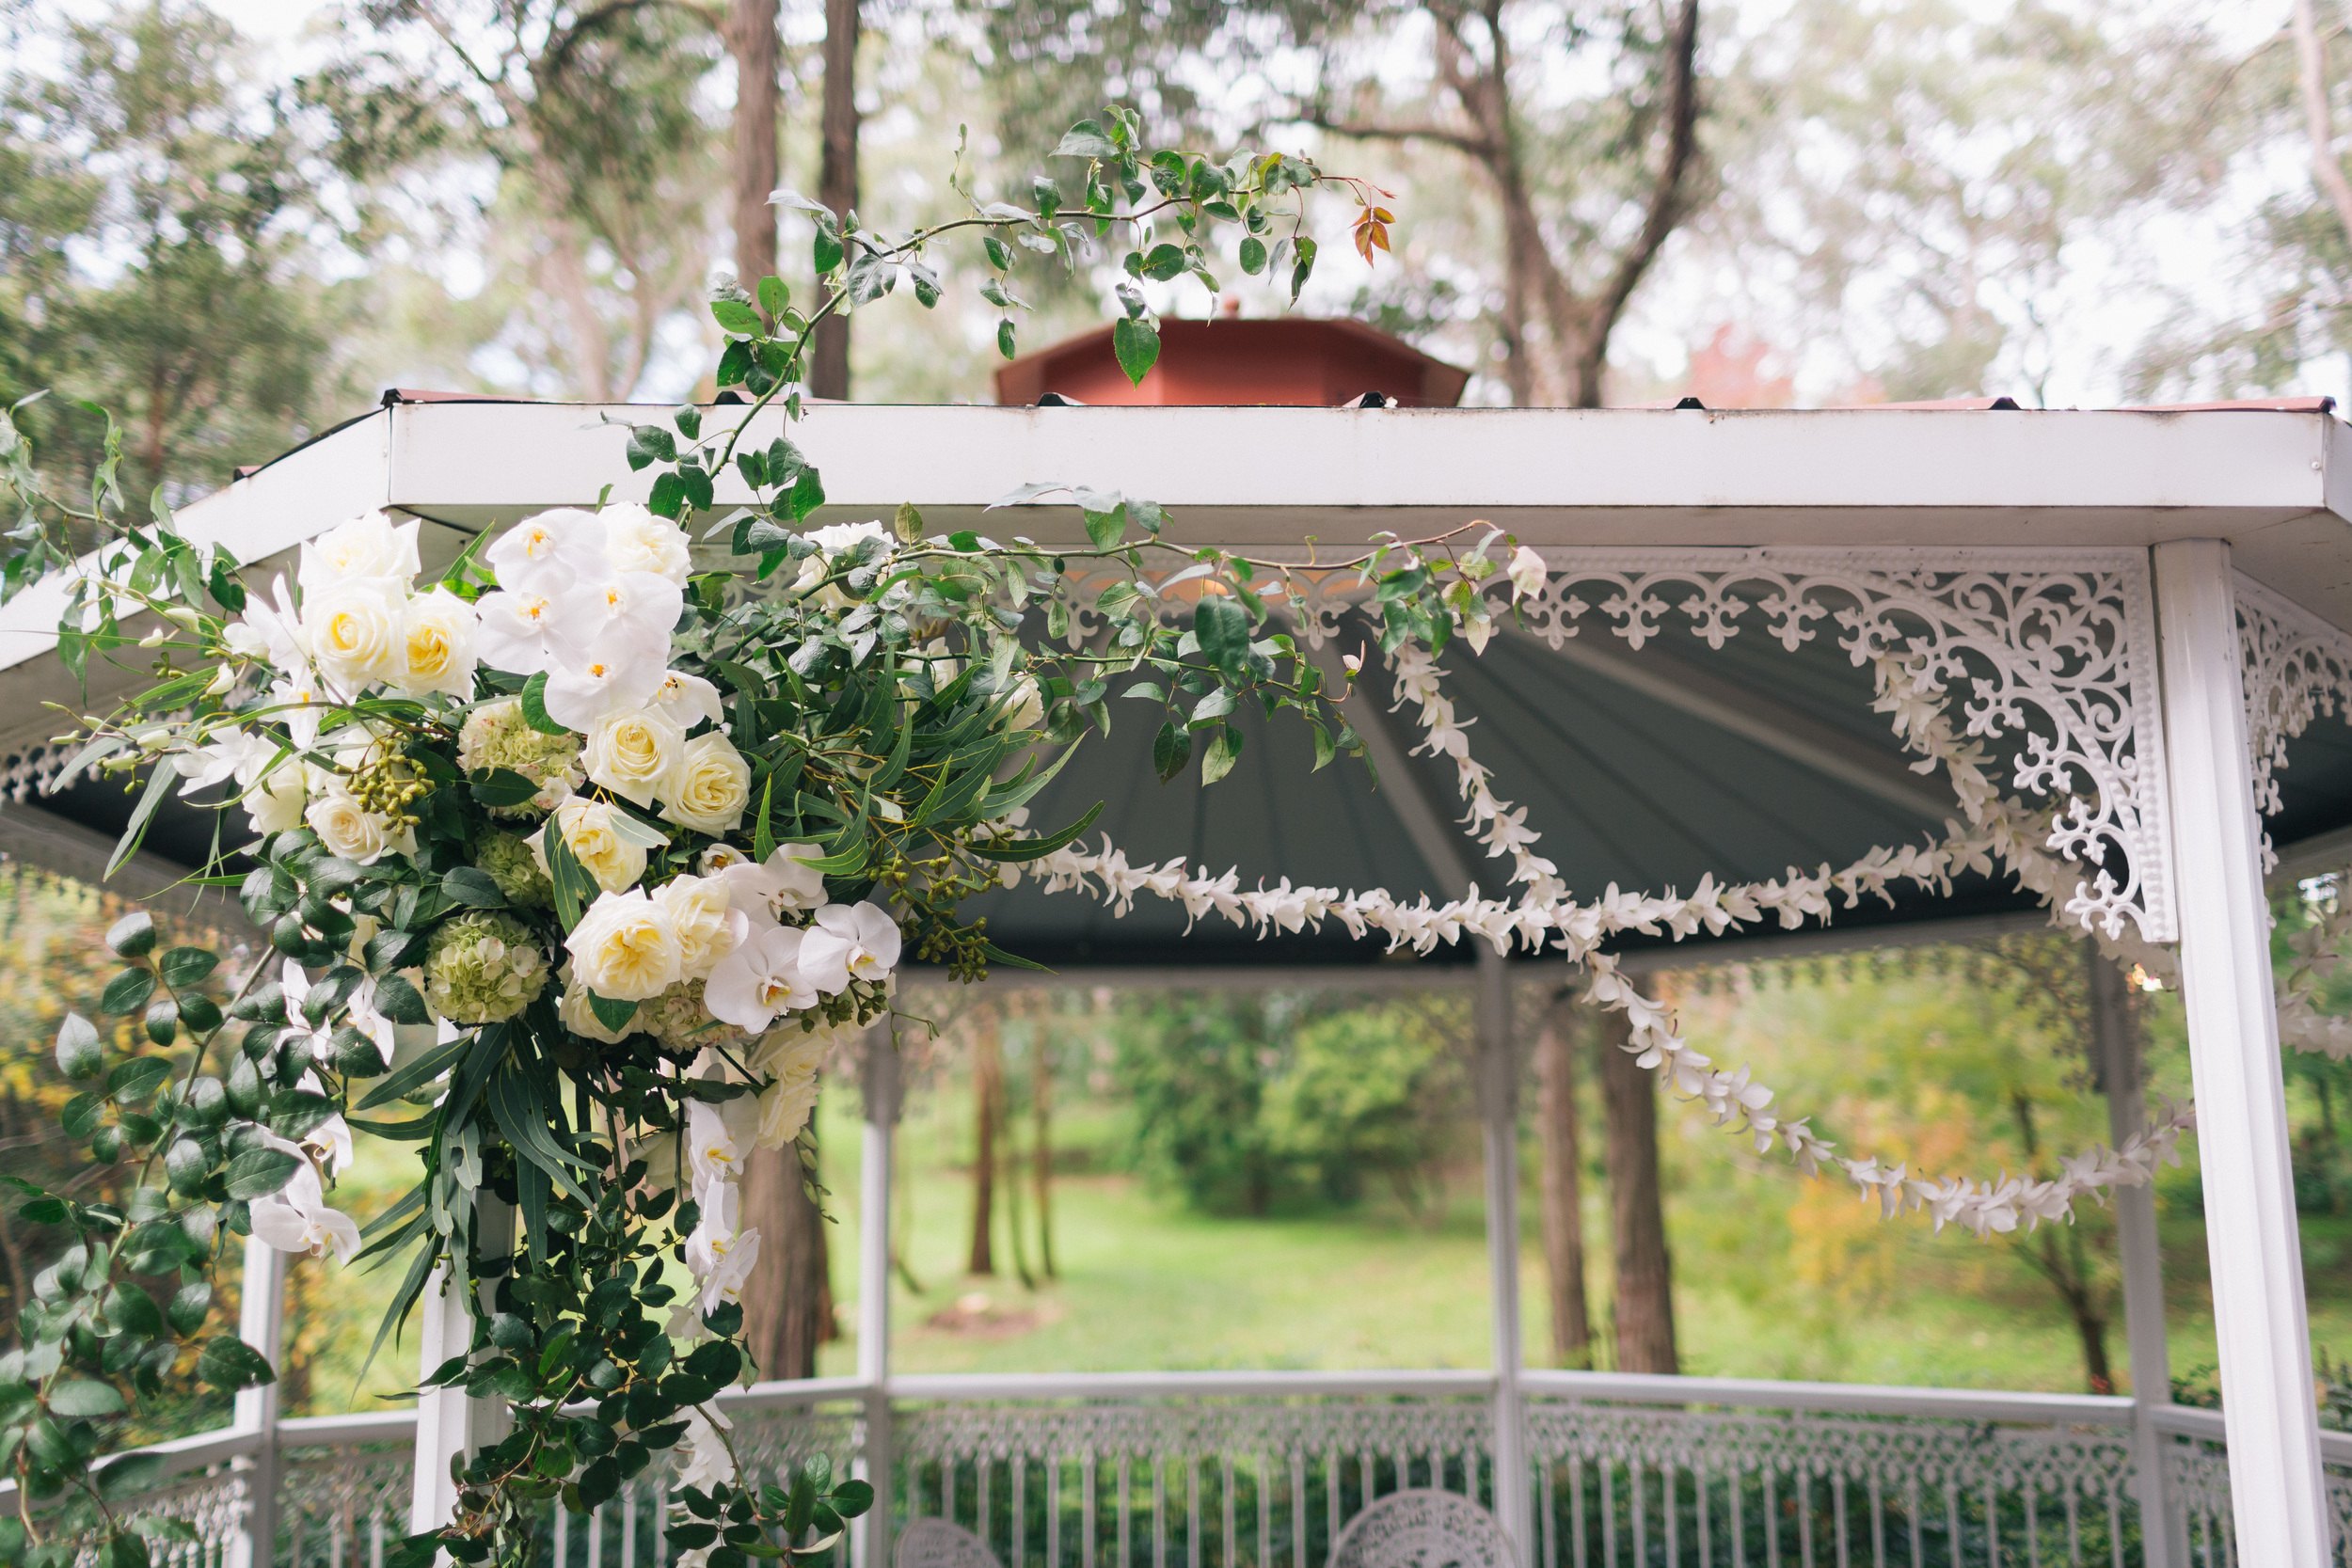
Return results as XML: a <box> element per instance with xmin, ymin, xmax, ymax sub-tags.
<box><xmin>246</xmin><ymin>1132</ymin><xmax>361</xmax><ymax>1263</ymax></box>
<box><xmin>683</xmin><ymin>1097</ymin><xmax>762</xmax><ymax>1188</ymax></box>
<box><xmin>796</xmin><ymin>901</ymin><xmax>901</xmax><ymax>994</ymax></box>
<box><xmin>703</xmin><ymin>925</ymin><xmax>817</xmax><ymax>1031</ymax></box>
<box><xmin>722</xmin><ymin>843</ymin><xmax>830</xmax><ymax>924</ymax></box>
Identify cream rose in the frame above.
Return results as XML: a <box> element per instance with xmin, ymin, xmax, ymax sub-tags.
<box><xmin>565</xmin><ymin>889</ymin><xmax>684</xmax><ymax>1001</ymax></box>
<box><xmin>306</xmin><ymin>787</ymin><xmax>390</xmax><ymax>864</ymax></box>
<box><xmin>556</xmin><ymin>960</ymin><xmax>638</xmax><ymax>1043</ymax></box>
<box><xmin>391</xmin><ymin>589</ymin><xmax>479</xmax><ymax>698</ymax></box>
<box><xmin>305</xmin><ymin>579</ymin><xmax>406</xmax><ymax>692</ymax></box>
<box><xmin>652</xmin><ymin>874</ymin><xmax>745</xmax><ymax>980</ymax></box>
<box><xmin>245</xmin><ymin>762</ymin><xmax>308</xmax><ymax>836</ymax></box>
<box><xmin>603</xmin><ymin>505</ymin><xmax>692</xmax><ymax>585</ymax></box>
<box><xmin>661</xmin><ymin>732</ymin><xmax>750</xmax><ymax>834</ymax></box>
<box><xmin>532</xmin><ymin>799</ymin><xmax>647</xmax><ymax>893</ymax></box>
<box><xmin>755</xmin><ymin>1052</ymin><xmax>823</xmax><ymax>1148</ymax></box>
<box><xmin>583</xmin><ymin>706</ymin><xmax>683</xmax><ymax>809</ymax></box>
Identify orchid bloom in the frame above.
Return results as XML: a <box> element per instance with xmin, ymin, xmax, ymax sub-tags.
<box><xmin>247</xmin><ymin>1135</ymin><xmax>361</xmax><ymax>1263</ymax></box>
<box><xmin>703</xmin><ymin>926</ymin><xmax>817</xmax><ymax>1032</ymax></box>
<box><xmin>797</xmin><ymin>901</ymin><xmax>902</xmax><ymax>994</ymax></box>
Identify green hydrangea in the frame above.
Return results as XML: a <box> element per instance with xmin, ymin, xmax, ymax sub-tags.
<box><xmin>640</xmin><ymin>979</ymin><xmax>753</xmax><ymax>1053</ymax></box>
<box><xmin>457</xmin><ymin>698</ymin><xmax>584</xmax><ymax>817</ymax></box>
<box><xmin>422</xmin><ymin>911</ymin><xmax>550</xmax><ymax>1024</ymax></box>
<box><xmin>479</xmin><ymin>829</ymin><xmax>552</xmax><ymax>908</ymax></box>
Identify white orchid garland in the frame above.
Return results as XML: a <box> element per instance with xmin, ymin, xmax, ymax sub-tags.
<box><xmin>1009</xmin><ymin>635</ymin><xmax>2206</xmax><ymax>1239</ymax></box>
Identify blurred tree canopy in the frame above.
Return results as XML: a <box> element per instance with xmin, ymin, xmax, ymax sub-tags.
<box><xmin>1110</xmin><ymin>993</ymin><xmax>1473</xmax><ymax>1219</ymax></box>
<box><xmin>0</xmin><ymin>0</ymin><xmax>358</xmax><ymax>499</ymax></box>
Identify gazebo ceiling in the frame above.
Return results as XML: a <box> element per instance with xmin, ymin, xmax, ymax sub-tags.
<box><xmin>6</xmin><ymin>397</ymin><xmax>2352</xmax><ymax>967</ymax></box>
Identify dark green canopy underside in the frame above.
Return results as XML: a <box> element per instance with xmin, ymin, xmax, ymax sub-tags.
<box><xmin>42</xmin><ymin>620</ymin><xmax>2352</xmax><ymax>970</ymax></box>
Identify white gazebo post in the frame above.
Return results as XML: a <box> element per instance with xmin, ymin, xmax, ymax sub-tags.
<box><xmin>1476</xmin><ymin>949</ymin><xmax>1529</xmax><ymax>1560</ymax></box>
<box><xmin>1329</xmin><ymin>645</ymin><xmax>1530</xmax><ymax>1560</ymax></box>
<box><xmin>855</xmin><ymin>1022</ymin><xmax>898</xmax><ymax>1568</ymax></box>
<box><xmin>226</xmin><ymin>1232</ymin><xmax>286</xmax><ymax>1568</ymax></box>
<box><xmin>410</xmin><ymin>1196</ymin><xmax>516</xmax><ymax>1540</ymax></box>
<box><xmin>2152</xmin><ymin>537</ymin><xmax>2329</xmax><ymax>1563</ymax></box>
<box><xmin>2088</xmin><ymin>940</ymin><xmax>2175</xmax><ymax>1567</ymax></box>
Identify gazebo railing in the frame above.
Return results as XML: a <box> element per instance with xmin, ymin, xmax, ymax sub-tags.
<box><xmin>49</xmin><ymin>1370</ymin><xmax>2352</xmax><ymax>1567</ymax></box>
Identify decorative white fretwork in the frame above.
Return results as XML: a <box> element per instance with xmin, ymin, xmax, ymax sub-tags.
<box><xmin>1505</xmin><ymin>548</ymin><xmax>2174</xmax><ymax>943</ymax></box>
<box><xmin>898</xmin><ymin>1398</ymin><xmax>1494</xmax><ymax>1465</ymax></box>
<box><xmin>2233</xmin><ymin>572</ymin><xmax>2352</xmax><ymax>852</ymax></box>
<box><xmin>1329</xmin><ymin>1488</ymin><xmax>1511</xmax><ymax>1568</ymax></box>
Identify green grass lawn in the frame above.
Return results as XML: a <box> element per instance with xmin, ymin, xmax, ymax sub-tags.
<box><xmin>281</xmin><ymin>1070</ymin><xmax>2352</xmax><ymax>1412</ymax></box>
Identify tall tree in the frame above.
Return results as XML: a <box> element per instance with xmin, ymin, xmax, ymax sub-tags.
<box><xmin>1535</xmin><ymin>993</ymin><xmax>1592</xmax><ymax>1367</ymax></box>
<box><xmin>809</xmin><ymin>0</ymin><xmax>859</xmax><ymax>399</ymax></box>
<box><xmin>326</xmin><ymin>0</ymin><xmax>723</xmax><ymax>400</ymax></box>
<box><xmin>1597</xmin><ymin>1002</ymin><xmax>1677</xmax><ymax>1373</ymax></box>
<box><xmin>1033</xmin><ymin>1019</ymin><xmax>1057</xmax><ymax>1279</ymax></box>
<box><xmin>967</xmin><ymin>1013</ymin><xmax>1000</xmax><ymax>1276</ymax></box>
<box><xmin>727</xmin><ymin>0</ymin><xmax>782</xmax><ymax>290</ymax></box>
<box><xmin>0</xmin><ymin>0</ymin><xmax>352</xmax><ymax>499</ymax></box>
<box><xmin>739</xmin><ymin>1136</ymin><xmax>835</xmax><ymax>1379</ymax></box>
<box><xmin>1303</xmin><ymin>0</ymin><xmax>1702</xmax><ymax>406</ymax></box>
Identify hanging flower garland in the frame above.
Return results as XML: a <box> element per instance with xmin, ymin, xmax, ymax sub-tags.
<box><xmin>1007</xmin><ymin>622</ymin><xmax>2199</xmax><ymax>1239</ymax></box>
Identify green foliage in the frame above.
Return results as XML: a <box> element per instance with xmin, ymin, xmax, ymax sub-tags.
<box><xmin>1111</xmin><ymin>995</ymin><xmax>1469</xmax><ymax>1218</ymax></box>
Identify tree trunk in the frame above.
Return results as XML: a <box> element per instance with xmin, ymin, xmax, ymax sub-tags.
<box><xmin>1002</xmin><ymin>1060</ymin><xmax>1036</xmax><ymax>1290</ymax></box>
<box><xmin>725</xmin><ymin>0</ymin><xmax>781</xmax><ymax>293</ymax></box>
<box><xmin>1597</xmin><ymin>1004</ymin><xmax>1677</xmax><ymax>1373</ymax></box>
<box><xmin>967</xmin><ymin>1017</ymin><xmax>998</xmax><ymax>1276</ymax></box>
<box><xmin>1033</xmin><ymin>1032</ymin><xmax>1057</xmax><ymax>1278</ymax></box>
<box><xmin>739</xmin><ymin>1137</ymin><xmax>835</xmax><ymax>1380</ymax></box>
<box><xmin>811</xmin><ymin>0</ymin><xmax>860</xmax><ymax>399</ymax></box>
<box><xmin>1536</xmin><ymin>999</ymin><xmax>1592</xmax><ymax>1368</ymax></box>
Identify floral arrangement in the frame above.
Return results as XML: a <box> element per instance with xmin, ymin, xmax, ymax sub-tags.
<box><xmin>0</xmin><ymin>112</ymin><xmax>1423</xmax><ymax>1568</ymax></box>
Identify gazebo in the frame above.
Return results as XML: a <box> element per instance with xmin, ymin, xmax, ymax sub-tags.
<box><xmin>1</xmin><ymin>391</ymin><xmax>2347</xmax><ymax>1567</ymax></box>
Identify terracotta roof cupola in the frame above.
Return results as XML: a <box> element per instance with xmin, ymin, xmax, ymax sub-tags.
<box><xmin>993</xmin><ymin>306</ymin><xmax>1470</xmax><ymax>408</ymax></box>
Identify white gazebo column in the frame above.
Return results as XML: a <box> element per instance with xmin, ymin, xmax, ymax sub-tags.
<box><xmin>409</xmin><ymin>1196</ymin><xmax>516</xmax><ymax>1539</ymax></box>
<box><xmin>855</xmin><ymin>1023</ymin><xmax>898</xmax><ymax>1568</ymax></box>
<box><xmin>2088</xmin><ymin>940</ymin><xmax>2175</xmax><ymax>1568</ymax></box>
<box><xmin>2151</xmin><ymin>537</ymin><xmax>2328</xmax><ymax>1564</ymax></box>
<box><xmin>226</xmin><ymin>1232</ymin><xmax>286</xmax><ymax>1568</ymax></box>
<box><xmin>1477</xmin><ymin>950</ymin><xmax>1529</xmax><ymax>1560</ymax></box>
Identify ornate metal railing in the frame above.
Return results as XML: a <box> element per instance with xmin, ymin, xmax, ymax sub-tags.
<box><xmin>34</xmin><ymin>1371</ymin><xmax>2352</xmax><ymax>1568</ymax></box>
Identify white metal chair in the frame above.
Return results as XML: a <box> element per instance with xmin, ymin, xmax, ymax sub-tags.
<box><xmin>894</xmin><ymin>1516</ymin><xmax>1006</xmax><ymax>1568</ymax></box>
<box><xmin>1328</xmin><ymin>1489</ymin><xmax>1515</xmax><ymax>1568</ymax></box>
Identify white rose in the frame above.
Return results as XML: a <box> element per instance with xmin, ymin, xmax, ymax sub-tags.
<box><xmin>556</xmin><ymin>961</ymin><xmax>638</xmax><ymax>1043</ymax></box>
<box><xmin>807</xmin><ymin>519</ymin><xmax>887</xmax><ymax>555</ymax></box>
<box><xmin>603</xmin><ymin>505</ymin><xmax>692</xmax><ymax>586</ymax></box>
<box><xmin>583</xmin><ymin>706</ymin><xmax>684</xmax><ymax>808</ymax></box>
<box><xmin>305</xmin><ymin>578</ymin><xmax>406</xmax><ymax>692</ymax></box>
<box><xmin>392</xmin><ymin>588</ymin><xmax>479</xmax><ymax>698</ymax></box>
<box><xmin>653</xmin><ymin>874</ymin><xmax>746</xmax><ymax>981</ymax></box>
<box><xmin>245</xmin><ymin>762</ymin><xmax>308</xmax><ymax>836</ymax></box>
<box><xmin>1004</xmin><ymin>675</ymin><xmax>1043</xmax><ymax>730</ymax></box>
<box><xmin>754</xmin><ymin>1035</ymin><xmax>824</xmax><ymax>1148</ymax></box>
<box><xmin>565</xmin><ymin>889</ymin><xmax>684</xmax><ymax>1001</ymax></box>
<box><xmin>299</xmin><ymin>513</ymin><xmax>421</xmax><ymax>597</ymax></box>
<box><xmin>661</xmin><ymin>732</ymin><xmax>750</xmax><ymax>834</ymax></box>
<box><xmin>306</xmin><ymin>788</ymin><xmax>388</xmax><ymax>864</ymax></box>
<box><xmin>532</xmin><ymin>799</ymin><xmax>647</xmax><ymax>893</ymax></box>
